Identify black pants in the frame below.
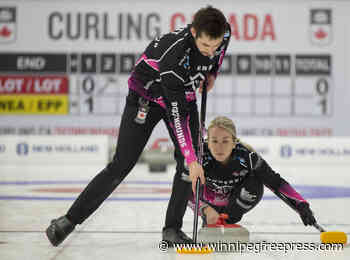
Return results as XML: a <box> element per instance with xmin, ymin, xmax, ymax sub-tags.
<box><xmin>66</xmin><ymin>90</ymin><xmax>199</xmax><ymax>230</ymax></box>
<box><xmin>205</xmin><ymin>175</ymin><xmax>264</xmax><ymax>225</ymax></box>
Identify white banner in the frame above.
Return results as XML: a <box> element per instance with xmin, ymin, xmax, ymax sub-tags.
<box><xmin>0</xmin><ymin>135</ymin><xmax>110</xmax><ymax>165</ymax></box>
<box><xmin>242</xmin><ymin>137</ymin><xmax>350</xmax><ymax>164</ymax></box>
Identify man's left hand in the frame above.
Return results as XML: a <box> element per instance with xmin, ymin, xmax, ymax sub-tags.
<box><xmin>199</xmin><ymin>74</ymin><xmax>215</xmax><ymax>93</ymax></box>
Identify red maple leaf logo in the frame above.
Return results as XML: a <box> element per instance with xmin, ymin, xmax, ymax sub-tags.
<box><xmin>139</xmin><ymin>112</ymin><xmax>145</xmax><ymax>118</ymax></box>
<box><xmin>315</xmin><ymin>29</ymin><xmax>327</xmax><ymax>39</ymax></box>
<box><xmin>0</xmin><ymin>26</ymin><xmax>12</xmax><ymax>37</ymax></box>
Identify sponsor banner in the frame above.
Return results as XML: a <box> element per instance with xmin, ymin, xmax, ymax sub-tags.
<box><xmin>242</xmin><ymin>137</ymin><xmax>350</xmax><ymax>164</ymax></box>
<box><xmin>0</xmin><ymin>1</ymin><xmax>340</xmax><ymax>51</ymax></box>
<box><xmin>0</xmin><ymin>135</ymin><xmax>109</xmax><ymax>165</ymax></box>
<box><xmin>1</xmin><ymin>135</ymin><xmax>349</xmax><ymax>166</ymax></box>
<box><xmin>0</xmin><ymin>75</ymin><xmax>68</xmax><ymax>94</ymax></box>
<box><xmin>0</xmin><ymin>3</ymin><xmax>281</xmax><ymax>49</ymax></box>
<box><xmin>0</xmin><ymin>0</ymin><xmax>349</xmax><ymax>137</ymax></box>
<box><xmin>237</xmin><ymin>127</ymin><xmax>332</xmax><ymax>137</ymax></box>
<box><xmin>0</xmin><ymin>125</ymin><xmax>333</xmax><ymax>139</ymax></box>
<box><xmin>0</xmin><ymin>94</ymin><xmax>68</xmax><ymax>114</ymax></box>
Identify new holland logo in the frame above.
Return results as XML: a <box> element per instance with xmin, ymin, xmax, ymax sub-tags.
<box><xmin>309</xmin><ymin>9</ymin><xmax>332</xmax><ymax>46</ymax></box>
<box><xmin>16</xmin><ymin>142</ymin><xmax>29</xmax><ymax>156</ymax></box>
<box><xmin>280</xmin><ymin>145</ymin><xmax>292</xmax><ymax>158</ymax></box>
<box><xmin>0</xmin><ymin>7</ymin><xmax>16</xmax><ymax>43</ymax></box>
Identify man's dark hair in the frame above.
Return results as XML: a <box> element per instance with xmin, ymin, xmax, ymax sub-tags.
<box><xmin>192</xmin><ymin>6</ymin><xmax>227</xmax><ymax>39</ymax></box>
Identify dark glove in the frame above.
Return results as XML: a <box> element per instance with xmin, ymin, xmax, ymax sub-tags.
<box><xmin>297</xmin><ymin>202</ymin><xmax>316</xmax><ymax>226</ymax></box>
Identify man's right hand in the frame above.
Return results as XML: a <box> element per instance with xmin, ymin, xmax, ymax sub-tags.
<box><xmin>188</xmin><ymin>161</ymin><xmax>205</xmax><ymax>194</ymax></box>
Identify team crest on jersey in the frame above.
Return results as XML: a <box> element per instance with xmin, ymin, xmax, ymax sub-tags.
<box><xmin>237</xmin><ymin>156</ymin><xmax>247</xmax><ymax>166</ymax></box>
<box><xmin>179</xmin><ymin>54</ymin><xmax>190</xmax><ymax>69</ymax></box>
<box><xmin>178</xmin><ymin>48</ymin><xmax>191</xmax><ymax>69</ymax></box>
<box><xmin>0</xmin><ymin>7</ymin><xmax>16</xmax><ymax>43</ymax></box>
<box><xmin>185</xmin><ymin>72</ymin><xmax>205</xmax><ymax>89</ymax></box>
<box><xmin>309</xmin><ymin>9</ymin><xmax>332</xmax><ymax>46</ymax></box>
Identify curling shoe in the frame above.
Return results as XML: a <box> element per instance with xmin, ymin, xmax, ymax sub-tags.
<box><xmin>162</xmin><ymin>227</ymin><xmax>194</xmax><ymax>246</ymax></box>
<box><xmin>46</xmin><ymin>216</ymin><xmax>75</xmax><ymax>246</ymax></box>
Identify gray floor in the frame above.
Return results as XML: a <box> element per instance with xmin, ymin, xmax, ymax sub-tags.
<box><xmin>0</xmin><ymin>163</ymin><xmax>349</xmax><ymax>260</ymax></box>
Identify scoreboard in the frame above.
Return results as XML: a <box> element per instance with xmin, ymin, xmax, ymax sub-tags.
<box><xmin>0</xmin><ymin>0</ymin><xmax>349</xmax><ymax>137</ymax></box>
<box><xmin>0</xmin><ymin>52</ymin><xmax>136</xmax><ymax>115</ymax></box>
<box><xmin>211</xmin><ymin>54</ymin><xmax>332</xmax><ymax>117</ymax></box>
<box><xmin>0</xmin><ymin>52</ymin><xmax>332</xmax><ymax>117</ymax></box>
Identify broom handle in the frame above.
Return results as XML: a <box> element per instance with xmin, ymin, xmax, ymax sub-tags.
<box><xmin>193</xmin><ymin>178</ymin><xmax>201</xmax><ymax>243</ymax></box>
<box><xmin>193</xmin><ymin>79</ymin><xmax>208</xmax><ymax>243</ymax></box>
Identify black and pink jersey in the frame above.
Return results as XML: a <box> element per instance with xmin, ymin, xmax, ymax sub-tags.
<box><xmin>128</xmin><ymin>24</ymin><xmax>231</xmax><ymax>165</ymax></box>
<box><xmin>189</xmin><ymin>142</ymin><xmax>308</xmax><ymax>214</ymax></box>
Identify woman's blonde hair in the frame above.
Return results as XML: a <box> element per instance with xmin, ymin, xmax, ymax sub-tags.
<box><xmin>207</xmin><ymin>116</ymin><xmax>237</xmax><ymax>140</ymax></box>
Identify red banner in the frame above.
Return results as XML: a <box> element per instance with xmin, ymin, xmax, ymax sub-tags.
<box><xmin>0</xmin><ymin>75</ymin><xmax>68</xmax><ymax>94</ymax></box>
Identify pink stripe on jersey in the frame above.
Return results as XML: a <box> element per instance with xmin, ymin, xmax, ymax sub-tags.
<box><xmin>213</xmin><ymin>49</ymin><xmax>226</xmax><ymax>78</ymax></box>
<box><xmin>154</xmin><ymin>97</ymin><xmax>166</xmax><ymax>109</ymax></box>
<box><xmin>188</xmin><ymin>185</ymin><xmax>230</xmax><ymax>216</ymax></box>
<box><xmin>279</xmin><ymin>183</ymin><xmax>307</xmax><ymax>204</ymax></box>
<box><xmin>188</xmin><ymin>199</ymin><xmax>205</xmax><ymax>216</ymax></box>
<box><xmin>169</xmin><ymin>115</ymin><xmax>197</xmax><ymax>165</ymax></box>
<box><xmin>154</xmin><ymin>93</ymin><xmax>196</xmax><ymax>109</ymax></box>
<box><xmin>183</xmin><ymin>115</ymin><xmax>197</xmax><ymax>164</ymax></box>
<box><xmin>218</xmin><ymin>50</ymin><xmax>225</xmax><ymax>68</ymax></box>
<box><xmin>136</xmin><ymin>54</ymin><xmax>159</xmax><ymax>71</ymax></box>
<box><xmin>203</xmin><ymin>186</ymin><xmax>229</xmax><ymax>206</ymax></box>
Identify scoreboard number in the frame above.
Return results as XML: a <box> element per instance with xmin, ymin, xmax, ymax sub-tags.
<box><xmin>77</xmin><ymin>75</ymin><xmax>119</xmax><ymax>115</ymax></box>
<box><xmin>316</xmin><ymin>78</ymin><xmax>329</xmax><ymax>115</ymax></box>
<box><xmin>82</xmin><ymin>76</ymin><xmax>95</xmax><ymax>113</ymax></box>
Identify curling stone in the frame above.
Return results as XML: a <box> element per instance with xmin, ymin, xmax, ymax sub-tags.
<box><xmin>198</xmin><ymin>214</ymin><xmax>249</xmax><ymax>243</ymax></box>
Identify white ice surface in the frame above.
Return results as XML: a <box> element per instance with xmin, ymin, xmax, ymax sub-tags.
<box><xmin>0</xmin><ymin>163</ymin><xmax>349</xmax><ymax>260</ymax></box>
